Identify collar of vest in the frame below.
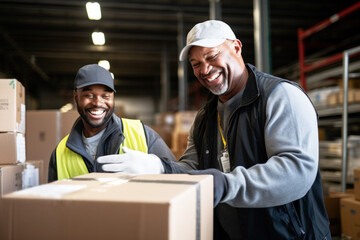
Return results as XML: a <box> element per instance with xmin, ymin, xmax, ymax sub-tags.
<box><xmin>242</xmin><ymin>64</ymin><xmax>261</xmax><ymax>106</ymax></box>
<box><xmin>66</xmin><ymin>114</ymin><xmax>123</xmax><ymax>153</ymax></box>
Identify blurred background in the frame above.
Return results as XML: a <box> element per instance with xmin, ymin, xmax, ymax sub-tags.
<box><xmin>1</xmin><ymin>3</ymin><xmax>360</xmax><ymax>237</ymax></box>
<box><xmin>0</xmin><ymin>0</ymin><xmax>359</xmax><ymax>124</ymax></box>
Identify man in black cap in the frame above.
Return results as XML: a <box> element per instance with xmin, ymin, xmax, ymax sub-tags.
<box><xmin>48</xmin><ymin>64</ymin><xmax>180</xmax><ymax>182</ymax></box>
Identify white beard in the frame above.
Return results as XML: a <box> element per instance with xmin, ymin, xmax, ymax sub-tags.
<box><xmin>210</xmin><ymin>78</ymin><xmax>228</xmax><ymax>95</ymax></box>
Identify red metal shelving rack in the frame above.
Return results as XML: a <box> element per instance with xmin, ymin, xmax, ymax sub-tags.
<box><xmin>297</xmin><ymin>1</ymin><xmax>360</xmax><ymax>92</ymax></box>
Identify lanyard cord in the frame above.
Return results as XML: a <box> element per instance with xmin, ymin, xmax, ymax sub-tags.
<box><xmin>217</xmin><ymin>112</ymin><xmax>227</xmax><ymax>148</ymax></box>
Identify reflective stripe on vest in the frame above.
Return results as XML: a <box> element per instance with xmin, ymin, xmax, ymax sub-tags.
<box><xmin>56</xmin><ymin>118</ymin><xmax>148</xmax><ymax>180</ymax></box>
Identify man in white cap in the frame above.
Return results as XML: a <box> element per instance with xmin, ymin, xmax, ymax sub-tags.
<box><xmin>48</xmin><ymin>64</ymin><xmax>183</xmax><ymax>182</ymax></box>
<box><xmin>174</xmin><ymin>20</ymin><xmax>331</xmax><ymax>239</ymax></box>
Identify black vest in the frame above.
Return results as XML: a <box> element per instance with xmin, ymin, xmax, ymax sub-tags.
<box><xmin>193</xmin><ymin>64</ymin><xmax>330</xmax><ymax>239</ymax></box>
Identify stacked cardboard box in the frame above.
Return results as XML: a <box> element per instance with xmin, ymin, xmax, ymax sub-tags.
<box><xmin>0</xmin><ymin>79</ymin><xmax>43</xmax><ymax>197</ymax></box>
<box><xmin>0</xmin><ymin>79</ymin><xmax>26</xmax><ymax>165</ymax></box>
<box><xmin>319</xmin><ymin>136</ymin><xmax>360</xmax><ymax>184</ymax></box>
<box><xmin>339</xmin><ymin>168</ymin><xmax>360</xmax><ymax>239</ymax></box>
<box><xmin>324</xmin><ymin>190</ymin><xmax>354</xmax><ymax>236</ymax></box>
<box><xmin>327</xmin><ymin>88</ymin><xmax>360</xmax><ymax>106</ymax></box>
<box><xmin>26</xmin><ymin>109</ymin><xmax>79</xmax><ymax>183</ymax></box>
<box><xmin>0</xmin><ymin>173</ymin><xmax>213</xmax><ymax>240</ymax></box>
<box><xmin>326</xmin><ymin>77</ymin><xmax>360</xmax><ymax>106</ymax></box>
<box><xmin>306</xmin><ymin>78</ymin><xmax>360</xmax><ymax>107</ymax></box>
<box><xmin>307</xmin><ymin>86</ymin><xmax>340</xmax><ymax>108</ymax></box>
<box><xmin>0</xmin><ymin>164</ymin><xmax>24</xmax><ymax>197</ymax></box>
<box><xmin>0</xmin><ymin>79</ymin><xmax>26</xmax><ymax>198</ymax></box>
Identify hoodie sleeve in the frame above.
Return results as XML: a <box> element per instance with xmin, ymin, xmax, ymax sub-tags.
<box><xmin>221</xmin><ymin>82</ymin><xmax>319</xmax><ymax>207</ymax></box>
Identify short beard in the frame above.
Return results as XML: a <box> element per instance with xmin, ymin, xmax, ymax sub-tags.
<box><xmin>77</xmin><ymin>106</ymin><xmax>114</xmax><ymax>129</ymax></box>
<box><xmin>210</xmin><ymin>79</ymin><xmax>228</xmax><ymax>95</ymax></box>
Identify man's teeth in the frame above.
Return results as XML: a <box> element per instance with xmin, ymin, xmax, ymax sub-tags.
<box><xmin>90</xmin><ymin>110</ymin><xmax>104</xmax><ymax>115</ymax></box>
<box><xmin>207</xmin><ymin>73</ymin><xmax>220</xmax><ymax>82</ymax></box>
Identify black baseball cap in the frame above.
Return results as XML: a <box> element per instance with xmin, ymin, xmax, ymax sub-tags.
<box><xmin>74</xmin><ymin>64</ymin><xmax>116</xmax><ymax>92</ymax></box>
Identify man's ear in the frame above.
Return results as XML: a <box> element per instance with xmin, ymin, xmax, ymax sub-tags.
<box><xmin>73</xmin><ymin>89</ymin><xmax>78</xmax><ymax>103</ymax></box>
<box><xmin>233</xmin><ymin>39</ymin><xmax>242</xmax><ymax>56</ymax></box>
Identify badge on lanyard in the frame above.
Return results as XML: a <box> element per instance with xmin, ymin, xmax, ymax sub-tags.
<box><xmin>219</xmin><ymin>148</ymin><xmax>230</xmax><ymax>173</ymax></box>
<box><xmin>217</xmin><ymin>112</ymin><xmax>231</xmax><ymax>173</ymax></box>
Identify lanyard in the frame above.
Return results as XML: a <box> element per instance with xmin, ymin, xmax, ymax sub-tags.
<box><xmin>217</xmin><ymin>112</ymin><xmax>227</xmax><ymax>148</ymax></box>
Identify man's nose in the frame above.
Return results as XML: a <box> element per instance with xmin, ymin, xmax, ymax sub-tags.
<box><xmin>93</xmin><ymin>96</ymin><xmax>104</xmax><ymax>106</ymax></box>
<box><xmin>200</xmin><ymin>62</ymin><xmax>212</xmax><ymax>76</ymax></box>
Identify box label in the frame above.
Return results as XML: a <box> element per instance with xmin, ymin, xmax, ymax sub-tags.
<box><xmin>16</xmin><ymin>134</ymin><xmax>26</xmax><ymax>163</ymax></box>
<box><xmin>0</xmin><ymin>99</ymin><xmax>9</xmax><ymax>110</ymax></box>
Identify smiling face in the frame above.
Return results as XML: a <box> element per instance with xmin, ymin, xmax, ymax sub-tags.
<box><xmin>74</xmin><ymin>84</ymin><xmax>114</xmax><ymax>137</ymax></box>
<box><xmin>189</xmin><ymin>39</ymin><xmax>248</xmax><ymax>102</ymax></box>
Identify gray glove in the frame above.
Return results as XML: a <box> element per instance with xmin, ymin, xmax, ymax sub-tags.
<box><xmin>188</xmin><ymin>168</ymin><xmax>228</xmax><ymax>207</ymax></box>
<box><xmin>97</xmin><ymin>147</ymin><xmax>165</xmax><ymax>174</ymax></box>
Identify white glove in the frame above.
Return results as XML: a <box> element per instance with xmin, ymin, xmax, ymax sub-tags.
<box><xmin>97</xmin><ymin>146</ymin><xmax>165</xmax><ymax>174</ymax></box>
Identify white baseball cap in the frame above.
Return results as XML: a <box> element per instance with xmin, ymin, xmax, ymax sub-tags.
<box><xmin>179</xmin><ymin>20</ymin><xmax>236</xmax><ymax>61</ymax></box>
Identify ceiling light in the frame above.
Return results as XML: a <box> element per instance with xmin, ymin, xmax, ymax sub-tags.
<box><xmin>60</xmin><ymin>103</ymin><xmax>74</xmax><ymax>113</ymax></box>
<box><xmin>98</xmin><ymin>60</ymin><xmax>110</xmax><ymax>70</ymax></box>
<box><xmin>92</xmin><ymin>32</ymin><xmax>105</xmax><ymax>45</ymax></box>
<box><xmin>86</xmin><ymin>2</ymin><xmax>101</xmax><ymax>20</ymax></box>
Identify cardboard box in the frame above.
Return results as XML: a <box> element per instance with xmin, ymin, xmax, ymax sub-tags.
<box><xmin>25</xmin><ymin>160</ymin><xmax>44</xmax><ymax>185</ymax></box>
<box><xmin>338</xmin><ymin>78</ymin><xmax>360</xmax><ymax>89</ymax></box>
<box><xmin>0</xmin><ymin>79</ymin><xmax>25</xmax><ymax>133</ymax></box>
<box><xmin>0</xmin><ymin>132</ymin><xmax>26</xmax><ymax>164</ymax></box>
<box><xmin>326</xmin><ymin>92</ymin><xmax>339</xmax><ymax>106</ymax></box>
<box><xmin>328</xmin><ymin>189</ymin><xmax>354</xmax><ymax>198</ymax></box>
<box><xmin>338</xmin><ymin>89</ymin><xmax>357</xmax><ymax>104</ymax></box>
<box><xmin>171</xmin><ymin>130</ymin><xmax>190</xmax><ymax>159</ymax></box>
<box><xmin>340</xmin><ymin>197</ymin><xmax>360</xmax><ymax>239</ymax></box>
<box><xmin>151</xmin><ymin>125</ymin><xmax>173</xmax><ymax>149</ymax></box>
<box><xmin>355</xmin><ymin>226</ymin><xmax>360</xmax><ymax>240</ymax></box>
<box><xmin>154</xmin><ymin>112</ymin><xmax>175</xmax><ymax>127</ymax></box>
<box><xmin>355</xmin><ymin>89</ymin><xmax>360</xmax><ymax>102</ymax></box>
<box><xmin>174</xmin><ymin>111</ymin><xmax>197</xmax><ymax>133</ymax></box>
<box><xmin>324</xmin><ymin>196</ymin><xmax>342</xmax><ymax>236</ymax></box>
<box><xmin>308</xmin><ymin>86</ymin><xmax>339</xmax><ymax>107</ymax></box>
<box><xmin>0</xmin><ymin>173</ymin><xmax>213</xmax><ymax>240</ymax></box>
<box><xmin>355</xmin><ymin>168</ymin><xmax>360</xmax><ymax>201</ymax></box>
<box><xmin>0</xmin><ymin>164</ymin><xmax>24</xmax><ymax>197</ymax></box>
<box><xmin>172</xmin><ymin>130</ymin><xmax>189</xmax><ymax>153</ymax></box>
<box><xmin>324</xmin><ymin>190</ymin><xmax>354</xmax><ymax>236</ymax></box>
<box><xmin>26</xmin><ymin>110</ymin><xmax>60</xmax><ymax>182</ymax></box>
<box><xmin>26</xmin><ymin>110</ymin><xmax>80</xmax><ymax>181</ymax></box>
<box><xmin>60</xmin><ymin>110</ymin><xmax>79</xmax><ymax>139</ymax></box>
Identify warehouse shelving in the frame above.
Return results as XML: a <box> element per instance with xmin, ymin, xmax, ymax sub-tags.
<box><xmin>306</xmin><ymin>60</ymin><xmax>360</xmax><ymax>90</ymax></box>
<box><xmin>298</xmin><ymin>2</ymin><xmax>360</xmax><ymax>92</ymax></box>
<box><xmin>317</xmin><ymin>102</ymin><xmax>360</xmax><ymax>117</ymax></box>
<box><xmin>297</xmin><ymin>2</ymin><xmax>360</xmax><ymax>192</ymax></box>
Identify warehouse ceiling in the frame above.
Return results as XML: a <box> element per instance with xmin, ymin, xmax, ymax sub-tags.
<box><xmin>0</xmin><ymin>0</ymin><xmax>359</xmax><ymax>110</ymax></box>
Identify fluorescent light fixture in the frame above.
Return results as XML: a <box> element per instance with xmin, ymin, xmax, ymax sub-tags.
<box><xmin>98</xmin><ymin>60</ymin><xmax>110</xmax><ymax>70</ymax></box>
<box><xmin>86</xmin><ymin>2</ymin><xmax>101</xmax><ymax>20</ymax></box>
<box><xmin>92</xmin><ymin>32</ymin><xmax>105</xmax><ymax>45</ymax></box>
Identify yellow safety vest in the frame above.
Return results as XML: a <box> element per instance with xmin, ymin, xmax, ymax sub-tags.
<box><xmin>56</xmin><ymin>118</ymin><xmax>148</xmax><ymax>180</ymax></box>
